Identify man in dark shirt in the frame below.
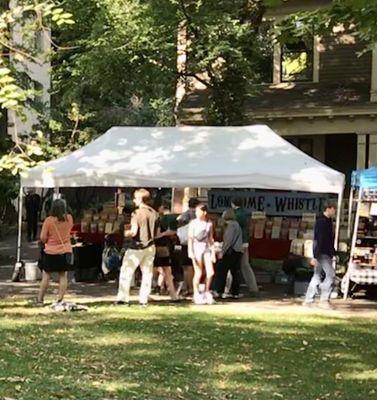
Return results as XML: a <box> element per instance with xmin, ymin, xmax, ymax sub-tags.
<box><xmin>25</xmin><ymin>189</ymin><xmax>41</xmax><ymax>242</ymax></box>
<box><xmin>304</xmin><ymin>200</ymin><xmax>337</xmax><ymax>309</ymax></box>
<box><xmin>116</xmin><ymin>189</ymin><xmax>159</xmax><ymax>306</ymax></box>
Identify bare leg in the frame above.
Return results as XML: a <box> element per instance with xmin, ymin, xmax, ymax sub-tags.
<box><xmin>192</xmin><ymin>259</ymin><xmax>203</xmax><ymax>297</ymax></box>
<box><xmin>203</xmin><ymin>252</ymin><xmax>214</xmax><ymax>292</ymax></box>
<box><xmin>57</xmin><ymin>271</ymin><xmax>68</xmax><ymax>302</ymax></box>
<box><xmin>38</xmin><ymin>271</ymin><xmax>51</xmax><ymax>303</ymax></box>
<box><xmin>184</xmin><ymin>265</ymin><xmax>194</xmax><ymax>294</ymax></box>
<box><xmin>163</xmin><ymin>266</ymin><xmax>178</xmax><ymax>300</ymax></box>
<box><xmin>157</xmin><ymin>267</ymin><xmax>165</xmax><ymax>291</ymax></box>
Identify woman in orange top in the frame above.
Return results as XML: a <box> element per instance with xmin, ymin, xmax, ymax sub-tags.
<box><xmin>37</xmin><ymin>199</ymin><xmax>74</xmax><ymax>305</ymax></box>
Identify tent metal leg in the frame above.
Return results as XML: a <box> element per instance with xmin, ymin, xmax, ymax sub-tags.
<box><xmin>344</xmin><ymin>189</ymin><xmax>362</xmax><ymax>300</ymax></box>
<box><xmin>347</xmin><ymin>188</ymin><xmax>354</xmax><ymax>239</ymax></box>
<box><xmin>16</xmin><ymin>186</ymin><xmax>23</xmax><ymax>263</ymax></box>
<box><xmin>12</xmin><ymin>186</ymin><xmax>24</xmax><ymax>281</ymax></box>
<box><xmin>334</xmin><ymin>190</ymin><xmax>343</xmax><ymax>250</ymax></box>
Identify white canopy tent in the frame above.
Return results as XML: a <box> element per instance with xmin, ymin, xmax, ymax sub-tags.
<box><xmin>17</xmin><ymin>125</ymin><xmax>345</xmax><ymax>263</ymax></box>
<box><xmin>22</xmin><ymin>125</ymin><xmax>344</xmax><ymax>192</ymax></box>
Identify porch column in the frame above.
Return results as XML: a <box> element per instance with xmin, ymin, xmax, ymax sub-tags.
<box><xmin>273</xmin><ymin>42</ymin><xmax>281</xmax><ymax>84</ymax></box>
<box><xmin>171</xmin><ymin>188</ymin><xmax>184</xmax><ymax>214</ymax></box>
<box><xmin>183</xmin><ymin>187</ymin><xmax>198</xmax><ymax>211</ymax></box>
<box><xmin>371</xmin><ymin>44</ymin><xmax>377</xmax><ymax>102</ymax></box>
<box><xmin>368</xmin><ymin>133</ymin><xmax>377</xmax><ymax>167</ymax></box>
<box><xmin>357</xmin><ymin>134</ymin><xmax>367</xmax><ymax>169</ymax></box>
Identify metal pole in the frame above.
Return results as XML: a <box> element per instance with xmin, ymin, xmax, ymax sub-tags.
<box><xmin>344</xmin><ymin>188</ymin><xmax>362</xmax><ymax>299</ymax></box>
<box><xmin>334</xmin><ymin>189</ymin><xmax>343</xmax><ymax>251</ymax></box>
<box><xmin>16</xmin><ymin>185</ymin><xmax>23</xmax><ymax>262</ymax></box>
<box><xmin>347</xmin><ymin>187</ymin><xmax>354</xmax><ymax>239</ymax></box>
<box><xmin>12</xmin><ymin>185</ymin><xmax>24</xmax><ymax>281</ymax></box>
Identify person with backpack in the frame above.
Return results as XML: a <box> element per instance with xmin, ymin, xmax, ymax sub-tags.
<box><xmin>188</xmin><ymin>204</ymin><xmax>216</xmax><ymax>305</ymax></box>
<box><xmin>115</xmin><ymin>189</ymin><xmax>160</xmax><ymax>306</ymax></box>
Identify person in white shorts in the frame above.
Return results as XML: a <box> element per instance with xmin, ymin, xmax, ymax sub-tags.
<box><xmin>115</xmin><ymin>189</ymin><xmax>160</xmax><ymax>306</ymax></box>
<box><xmin>188</xmin><ymin>204</ymin><xmax>216</xmax><ymax>305</ymax></box>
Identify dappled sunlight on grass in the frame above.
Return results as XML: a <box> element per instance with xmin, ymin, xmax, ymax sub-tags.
<box><xmin>0</xmin><ymin>300</ymin><xmax>376</xmax><ymax>399</ymax></box>
<box><xmin>343</xmin><ymin>369</ymin><xmax>377</xmax><ymax>381</ymax></box>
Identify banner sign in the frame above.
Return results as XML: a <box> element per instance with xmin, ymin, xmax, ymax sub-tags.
<box><xmin>208</xmin><ymin>190</ymin><xmax>331</xmax><ymax>216</ymax></box>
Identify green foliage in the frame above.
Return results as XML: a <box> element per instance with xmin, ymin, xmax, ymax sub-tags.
<box><xmin>0</xmin><ymin>1</ymin><xmax>74</xmax><ymax>115</ymax></box>
<box><xmin>0</xmin><ymin>0</ymin><xmax>76</xmax><ymax>183</ymax></box>
<box><xmin>180</xmin><ymin>0</ymin><xmax>270</xmax><ymax>124</ymax></box>
<box><xmin>277</xmin><ymin>0</ymin><xmax>377</xmax><ymax>49</ymax></box>
<box><xmin>51</xmin><ymin>0</ymin><xmax>178</xmax><ymax>135</ymax></box>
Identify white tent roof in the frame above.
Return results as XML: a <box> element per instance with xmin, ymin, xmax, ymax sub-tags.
<box><xmin>21</xmin><ymin>125</ymin><xmax>344</xmax><ymax>194</ymax></box>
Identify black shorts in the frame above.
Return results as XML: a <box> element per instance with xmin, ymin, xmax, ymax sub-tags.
<box><xmin>42</xmin><ymin>253</ymin><xmax>74</xmax><ymax>272</ymax></box>
<box><xmin>154</xmin><ymin>256</ymin><xmax>171</xmax><ymax>267</ymax></box>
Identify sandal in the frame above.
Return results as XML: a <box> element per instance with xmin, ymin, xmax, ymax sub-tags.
<box><xmin>32</xmin><ymin>298</ymin><xmax>44</xmax><ymax>307</ymax></box>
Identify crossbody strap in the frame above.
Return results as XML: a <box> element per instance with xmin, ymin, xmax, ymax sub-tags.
<box><xmin>52</xmin><ymin>220</ymin><xmax>69</xmax><ymax>253</ymax></box>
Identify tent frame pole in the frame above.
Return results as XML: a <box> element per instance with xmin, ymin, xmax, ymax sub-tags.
<box><xmin>347</xmin><ymin>187</ymin><xmax>354</xmax><ymax>239</ymax></box>
<box><xmin>334</xmin><ymin>189</ymin><xmax>343</xmax><ymax>251</ymax></box>
<box><xmin>12</xmin><ymin>185</ymin><xmax>24</xmax><ymax>281</ymax></box>
<box><xmin>16</xmin><ymin>185</ymin><xmax>23</xmax><ymax>263</ymax></box>
<box><xmin>343</xmin><ymin>188</ymin><xmax>362</xmax><ymax>299</ymax></box>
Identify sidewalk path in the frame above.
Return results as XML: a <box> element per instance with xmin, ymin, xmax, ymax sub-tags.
<box><xmin>0</xmin><ymin>274</ymin><xmax>376</xmax><ymax>319</ymax></box>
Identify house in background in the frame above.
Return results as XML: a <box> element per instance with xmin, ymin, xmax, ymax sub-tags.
<box><xmin>178</xmin><ymin>0</ymin><xmax>377</xmax><ymax>189</ymax></box>
<box><xmin>0</xmin><ymin>0</ymin><xmax>51</xmax><ymax>141</ymax></box>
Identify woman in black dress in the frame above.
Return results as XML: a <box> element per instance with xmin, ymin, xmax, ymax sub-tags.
<box><xmin>154</xmin><ymin>204</ymin><xmax>178</xmax><ymax>300</ymax></box>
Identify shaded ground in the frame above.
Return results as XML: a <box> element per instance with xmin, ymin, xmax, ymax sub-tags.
<box><xmin>1</xmin><ymin>233</ymin><xmax>377</xmax><ymax>399</ymax></box>
<box><xmin>0</xmin><ymin>294</ymin><xmax>376</xmax><ymax>400</ymax></box>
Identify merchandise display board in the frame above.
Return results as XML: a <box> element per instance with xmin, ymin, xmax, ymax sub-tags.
<box><xmin>344</xmin><ymin>176</ymin><xmax>377</xmax><ymax>298</ymax></box>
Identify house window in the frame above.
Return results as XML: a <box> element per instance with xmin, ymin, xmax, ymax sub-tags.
<box><xmin>281</xmin><ymin>39</ymin><xmax>313</xmax><ymax>82</ymax></box>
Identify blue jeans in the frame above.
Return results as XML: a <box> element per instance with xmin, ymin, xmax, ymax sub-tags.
<box><xmin>305</xmin><ymin>255</ymin><xmax>335</xmax><ymax>302</ymax></box>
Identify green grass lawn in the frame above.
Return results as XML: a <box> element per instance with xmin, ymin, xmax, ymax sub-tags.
<box><xmin>0</xmin><ymin>301</ymin><xmax>376</xmax><ymax>400</ymax></box>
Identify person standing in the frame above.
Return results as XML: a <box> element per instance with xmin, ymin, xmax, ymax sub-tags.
<box><xmin>188</xmin><ymin>204</ymin><xmax>216</xmax><ymax>305</ymax></box>
<box><xmin>153</xmin><ymin>203</ymin><xmax>179</xmax><ymax>301</ymax></box>
<box><xmin>213</xmin><ymin>209</ymin><xmax>243</xmax><ymax>298</ymax></box>
<box><xmin>177</xmin><ymin>197</ymin><xmax>199</xmax><ymax>295</ymax></box>
<box><xmin>231</xmin><ymin>198</ymin><xmax>259</xmax><ymax>295</ymax></box>
<box><xmin>303</xmin><ymin>201</ymin><xmax>337</xmax><ymax>309</ymax></box>
<box><xmin>37</xmin><ymin>199</ymin><xmax>74</xmax><ymax>305</ymax></box>
<box><xmin>116</xmin><ymin>189</ymin><xmax>159</xmax><ymax>306</ymax></box>
<box><xmin>25</xmin><ymin>189</ymin><xmax>41</xmax><ymax>242</ymax></box>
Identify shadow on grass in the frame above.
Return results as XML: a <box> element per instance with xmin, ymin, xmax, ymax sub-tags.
<box><xmin>0</xmin><ymin>302</ymin><xmax>377</xmax><ymax>400</ymax></box>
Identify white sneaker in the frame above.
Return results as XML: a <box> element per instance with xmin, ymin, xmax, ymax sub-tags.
<box><xmin>204</xmin><ymin>291</ymin><xmax>215</xmax><ymax>305</ymax></box>
<box><xmin>193</xmin><ymin>293</ymin><xmax>206</xmax><ymax>305</ymax></box>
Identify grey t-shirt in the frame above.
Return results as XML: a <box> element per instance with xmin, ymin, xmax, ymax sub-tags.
<box><xmin>222</xmin><ymin>220</ymin><xmax>243</xmax><ymax>255</ymax></box>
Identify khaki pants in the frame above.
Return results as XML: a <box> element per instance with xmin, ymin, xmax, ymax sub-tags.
<box><xmin>240</xmin><ymin>243</ymin><xmax>258</xmax><ymax>293</ymax></box>
<box><xmin>117</xmin><ymin>245</ymin><xmax>156</xmax><ymax>304</ymax></box>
